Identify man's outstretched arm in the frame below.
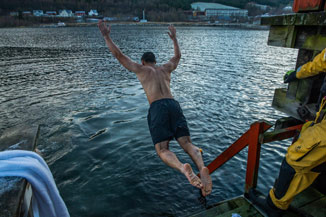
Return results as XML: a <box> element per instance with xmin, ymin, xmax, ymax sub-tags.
<box><xmin>163</xmin><ymin>25</ymin><xmax>181</xmax><ymax>72</ymax></box>
<box><xmin>98</xmin><ymin>20</ymin><xmax>143</xmax><ymax>73</ymax></box>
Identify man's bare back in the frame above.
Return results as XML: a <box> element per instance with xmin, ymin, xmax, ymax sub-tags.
<box><xmin>98</xmin><ymin>21</ymin><xmax>212</xmax><ymax>197</ymax></box>
<box><xmin>136</xmin><ymin>65</ymin><xmax>173</xmax><ymax>104</ymax></box>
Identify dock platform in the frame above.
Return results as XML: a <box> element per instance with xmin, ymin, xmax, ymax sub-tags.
<box><xmin>190</xmin><ymin>187</ymin><xmax>326</xmax><ymax>217</ymax></box>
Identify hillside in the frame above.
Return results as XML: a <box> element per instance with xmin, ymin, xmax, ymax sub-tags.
<box><xmin>0</xmin><ymin>0</ymin><xmax>293</xmax><ymax>21</ymax></box>
<box><xmin>1</xmin><ymin>0</ymin><xmax>293</xmax><ymax>12</ymax></box>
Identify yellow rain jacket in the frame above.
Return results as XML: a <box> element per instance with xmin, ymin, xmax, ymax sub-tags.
<box><xmin>270</xmin><ymin>49</ymin><xmax>326</xmax><ymax>210</ymax></box>
<box><xmin>297</xmin><ymin>48</ymin><xmax>326</xmax><ymax>79</ymax></box>
<box><xmin>269</xmin><ymin>115</ymin><xmax>326</xmax><ymax>210</ymax></box>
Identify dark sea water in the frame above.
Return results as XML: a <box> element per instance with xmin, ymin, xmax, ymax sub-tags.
<box><xmin>0</xmin><ymin>25</ymin><xmax>298</xmax><ymax>216</ymax></box>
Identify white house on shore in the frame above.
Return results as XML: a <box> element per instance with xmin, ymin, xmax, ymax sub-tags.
<box><xmin>10</xmin><ymin>12</ymin><xmax>19</xmax><ymax>16</ymax></box>
<box><xmin>33</xmin><ymin>10</ymin><xmax>44</xmax><ymax>16</ymax></box>
<box><xmin>283</xmin><ymin>5</ymin><xmax>293</xmax><ymax>13</ymax></box>
<box><xmin>58</xmin><ymin>10</ymin><xmax>73</xmax><ymax>17</ymax></box>
<box><xmin>191</xmin><ymin>2</ymin><xmax>248</xmax><ymax>20</ymax></box>
<box><xmin>88</xmin><ymin>9</ymin><xmax>98</xmax><ymax>16</ymax></box>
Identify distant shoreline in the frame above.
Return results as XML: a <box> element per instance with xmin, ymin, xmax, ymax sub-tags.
<box><xmin>4</xmin><ymin>21</ymin><xmax>269</xmax><ymax>30</ymax></box>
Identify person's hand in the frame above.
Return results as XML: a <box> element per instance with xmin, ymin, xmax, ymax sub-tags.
<box><xmin>284</xmin><ymin>67</ymin><xmax>300</xmax><ymax>83</ymax></box>
<box><xmin>284</xmin><ymin>70</ymin><xmax>297</xmax><ymax>83</ymax></box>
<box><xmin>168</xmin><ymin>25</ymin><xmax>177</xmax><ymax>40</ymax></box>
<box><xmin>98</xmin><ymin>20</ymin><xmax>111</xmax><ymax>37</ymax></box>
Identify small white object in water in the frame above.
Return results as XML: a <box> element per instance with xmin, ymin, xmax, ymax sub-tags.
<box><xmin>232</xmin><ymin>214</ymin><xmax>242</xmax><ymax>217</ymax></box>
<box><xmin>58</xmin><ymin>22</ymin><xmax>66</xmax><ymax>27</ymax></box>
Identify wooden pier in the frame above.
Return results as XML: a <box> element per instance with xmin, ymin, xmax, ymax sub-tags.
<box><xmin>261</xmin><ymin>11</ymin><xmax>326</xmax><ymax>121</ymax></box>
<box><xmin>189</xmin><ymin>1</ymin><xmax>326</xmax><ymax>216</ymax></box>
<box><xmin>190</xmin><ymin>187</ymin><xmax>326</xmax><ymax>217</ymax></box>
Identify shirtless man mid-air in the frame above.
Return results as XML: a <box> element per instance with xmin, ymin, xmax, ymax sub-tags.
<box><xmin>98</xmin><ymin>21</ymin><xmax>212</xmax><ymax>196</ymax></box>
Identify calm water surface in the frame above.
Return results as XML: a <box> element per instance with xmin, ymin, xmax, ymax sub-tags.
<box><xmin>0</xmin><ymin>26</ymin><xmax>298</xmax><ymax>216</ymax></box>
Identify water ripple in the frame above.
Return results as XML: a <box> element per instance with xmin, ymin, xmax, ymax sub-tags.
<box><xmin>0</xmin><ymin>26</ymin><xmax>298</xmax><ymax>216</ymax></box>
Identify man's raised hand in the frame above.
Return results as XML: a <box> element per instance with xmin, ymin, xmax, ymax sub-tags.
<box><xmin>98</xmin><ymin>20</ymin><xmax>111</xmax><ymax>37</ymax></box>
<box><xmin>168</xmin><ymin>25</ymin><xmax>177</xmax><ymax>40</ymax></box>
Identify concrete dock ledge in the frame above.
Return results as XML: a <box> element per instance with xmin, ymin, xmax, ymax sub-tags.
<box><xmin>0</xmin><ymin>125</ymin><xmax>40</xmax><ymax>217</ymax></box>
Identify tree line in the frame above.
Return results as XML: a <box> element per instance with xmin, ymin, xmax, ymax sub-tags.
<box><xmin>0</xmin><ymin>0</ymin><xmax>292</xmax><ymax>21</ymax></box>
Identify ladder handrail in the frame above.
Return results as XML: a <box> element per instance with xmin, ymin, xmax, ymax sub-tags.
<box><xmin>204</xmin><ymin>120</ymin><xmax>303</xmax><ymax>193</ymax></box>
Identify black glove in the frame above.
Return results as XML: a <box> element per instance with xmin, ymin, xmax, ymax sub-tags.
<box><xmin>283</xmin><ymin>70</ymin><xmax>297</xmax><ymax>83</ymax></box>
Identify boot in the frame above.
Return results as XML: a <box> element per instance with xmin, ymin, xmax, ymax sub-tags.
<box><xmin>248</xmin><ymin>188</ymin><xmax>284</xmax><ymax>217</ymax></box>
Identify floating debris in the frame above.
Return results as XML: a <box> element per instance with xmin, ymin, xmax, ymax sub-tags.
<box><xmin>89</xmin><ymin>129</ymin><xmax>107</xmax><ymax>140</ymax></box>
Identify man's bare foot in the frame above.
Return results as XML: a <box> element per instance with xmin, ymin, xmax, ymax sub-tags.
<box><xmin>200</xmin><ymin>167</ymin><xmax>212</xmax><ymax>197</ymax></box>
<box><xmin>183</xmin><ymin>163</ymin><xmax>203</xmax><ymax>189</ymax></box>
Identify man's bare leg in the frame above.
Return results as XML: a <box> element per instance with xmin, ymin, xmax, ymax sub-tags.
<box><xmin>177</xmin><ymin>136</ymin><xmax>212</xmax><ymax>196</ymax></box>
<box><xmin>200</xmin><ymin>167</ymin><xmax>212</xmax><ymax>197</ymax></box>
<box><xmin>155</xmin><ymin>141</ymin><xmax>202</xmax><ymax>189</ymax></box>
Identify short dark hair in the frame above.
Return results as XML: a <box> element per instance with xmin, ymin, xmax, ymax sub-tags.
<box><xmin>141</xmin><ymin>52</ymin><xmax>156</xmax><ymax>63</ymax></box>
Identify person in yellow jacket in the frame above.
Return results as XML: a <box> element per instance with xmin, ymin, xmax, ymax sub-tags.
<box><xmin>284</xmin><ymin>48</ymin><xmax>326</xmax><ymax>82</ymax></box>
<box><xmin>271</xmin><ymin>103</ymin><xmax>325</xmax><ymax>199</ymax></box>
<box><xmin>249</xmin><ymin>49</ymin><xmax>326</xmax><ymax>217</ymax></box>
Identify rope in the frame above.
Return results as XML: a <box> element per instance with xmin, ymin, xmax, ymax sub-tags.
<box><xmin>315</xmin><ymin>96</ymin><xmax>326</xmax><ymax>123</ymax></box>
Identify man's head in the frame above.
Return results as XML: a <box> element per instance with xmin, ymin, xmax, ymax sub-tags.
<box><xmin>141</xmin><ymin>52</ymin><xmax>156</xmax><ymax>65</ymax></box>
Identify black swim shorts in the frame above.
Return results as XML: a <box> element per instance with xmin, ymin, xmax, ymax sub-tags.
<box><xmin>147</xmin><ymin>98</ymin><xmax>190</xmax><ymax>145</ymax></box>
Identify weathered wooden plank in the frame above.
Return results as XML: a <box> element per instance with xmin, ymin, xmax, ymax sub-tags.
<box><xmin>274</xmin><ymin>117</ymin><xmax>303</xmax><ymax>130</ymax></box>
<box><xmin>299</xmin><ymin>197</ymin><xmax>326</xmax><ymax>217</ymax></box>
<box><xmin>294</xmin><ymin>26</ymin><xmax>326</xmax><ymax>51</ymax></box>
<box><xmin>0</xmin><ymin>125</ymin><xmax>40</xmax><ymax>217</ymax></box>
<box><xmin>264</xmin><ymin>13</ymin><xmax>326</xmax><ymax>51</ymax></box>
<box><xmin>208</xmin><ymin>197</ymin><xmax>245</xmax><ymax>215</ymax></box>
<box><xmin>267</xmin><ymin>25</ymin><xmax>326</xmax><ymax>51</ymax></box>
<box><xmin>191</xmin><ymin>197</ymin><xmax>254</xmax><ymax>217</ymax></box>
<box><xmin>261</xmin><ymin>12</ymin><xmax>326</xmax><ymax>26</ymax></box>
<box><xmin>291</xmin><ymin>187</ymin><xmax>324</xmax><ymax>208</ymax></box>
<box><xmin>273</xmin><ymin>71</ymin><xmax>324</xmax><ymax>120</ymax></box>
<box><xmin>263</xmin><ymin>124</ymin><xmax>302</xmax><ymax>144</ymax></box>
<box><xmin>261</xmin><ymin>14</ymin><xmax>296</xmax><ymax>26</ymax></box>
<box><xmin>287</xmin><ymin>80</ymin><xmax>299</xmax><ymax>100</ymax></box>
<box><xmin>282</xmin><ymin>188</ymin><xmax>325</xmax><ymax>217</ymax></box>
<box><xmin>191</xmin><ymin>197</ymin><xmax>240</xmax><ymax>217</ymax></box>
<box><xmin>301</xmin><ymin>34</ymin><xmax>326</xmax><ymax>50</ymax></box>
<box><xmin>217</xmin><ymin>201</ymin><xmax>263</xmax><ymax>217</ymax></box>
<box><xmin>190</xmin><ymin>205</ymin><xmax>226</xmax><ymax>217</ymax></box>
<box><xmin>267</xmin><ymin>26</ymin><xmax>296</xmax><ymax>48</ymax></box>
<box><xmin>296</xmin><ymin>12</ymin><xmax>326</xmax><ymax>26</ymax></box>
<box><xmin>272</xmin><ymin>88</ymin><xmax>303</xmax><ymax>120</ymax></box>
<box><xmin>244</xmin><ymin>188</ymin><xmax>325</xmax><ymax>217</ymax></box>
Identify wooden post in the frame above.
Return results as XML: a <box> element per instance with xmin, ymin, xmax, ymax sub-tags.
<box><xmin>245</xmin><ymin>122</ymin><xmax>263</xmax><ymax>193</ymax></box>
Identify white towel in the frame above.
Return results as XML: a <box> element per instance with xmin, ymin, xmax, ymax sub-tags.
<box><xmin>0</xmin><ymin>150</ymin><xmax>69</xmax><ymax>217</ymax></box>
